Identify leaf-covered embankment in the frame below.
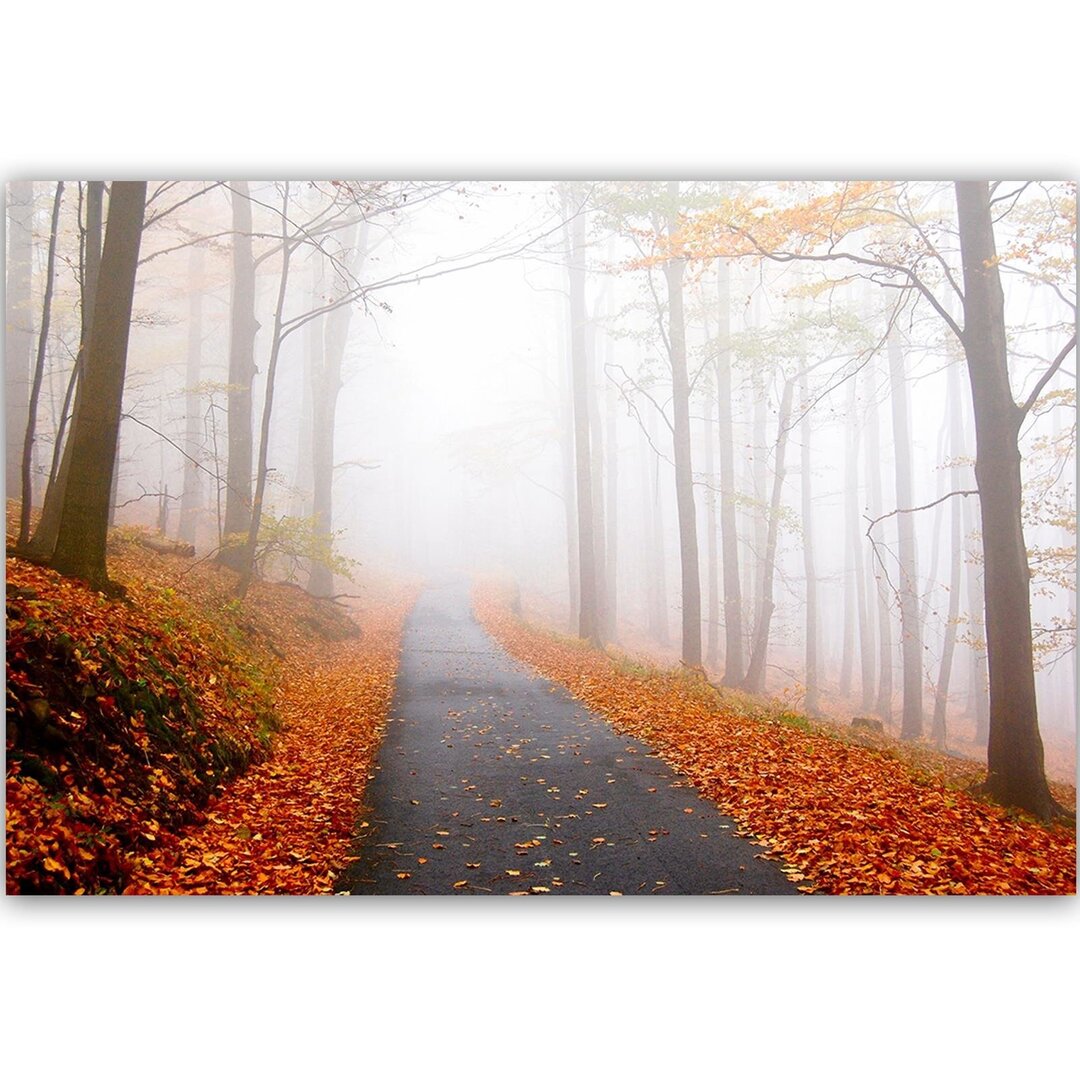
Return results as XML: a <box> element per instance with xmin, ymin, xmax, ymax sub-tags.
<box><xmin>126</xmin><ymin>593</ymin><xmax>413</xmax><ymax>894</ymax></box>
<box><xmin>6</xmin><ymin>523</ymin><xmax>414</xmax><ymax>894</ymax></box>
<box><xmin>474</xmin><ymin>582</ymin><xmax>1076</xmax><ymax>895</ymax></box>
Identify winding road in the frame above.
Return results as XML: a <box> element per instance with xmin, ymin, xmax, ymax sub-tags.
<box><xmin>340</xmin><ymin>579</ymin><xmax>798</xmax><ymax>895</ymax></box>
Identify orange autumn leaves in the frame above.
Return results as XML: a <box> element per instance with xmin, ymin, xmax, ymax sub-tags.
<box><xmin>639</xmin><ymin>180</ymin><xmax>895</xmax><ymax>266</ymax></box>
<box><xmin>473</xmin><ymin>584</ymin><xmax>1076</xmax><ymax>895</ymax></box>
<box><xmin>7</xmin><ymin>548</ymin><xmax>279</xmax><ymax>893</ymax></box>
<box><xmin>127</xmin><ymin>592</ymin><xmax>414</xmax><ymax>894</ymax></box>
<box><xmin>6</xmin><ymin>522</ymin><xmax>415</xmax><ymax>894</ymax></box>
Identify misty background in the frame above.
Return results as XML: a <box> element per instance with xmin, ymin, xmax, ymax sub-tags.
<box><xmin>6</xmin><ymin>179</ymin><xmax>1076</xmax><ymax>779</ymax></box>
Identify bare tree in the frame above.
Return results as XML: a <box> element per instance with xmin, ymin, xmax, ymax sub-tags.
<box><xmin>562</xmin><ymin>184</ymin><xmax>601</xmax><ymax>645</ymax></box>
<box><xmin>25</xmin><ymin>182</ymin><xmax>103</xmax><ymax>559</ymax></box>
<box><xmin>887</xmin><ymin>328</ymin><xmax>925</xmax><ymax>740</ymax></box>
<box><xmin>50</xmin><ymin>181</ymin><xmax>147</xmax><ymax>591</ymax></box>
<box><xmin>5</xmin><ymin>181</ymin><xmax>34</xmax><ymax>498</ymax></box>
<box><xmin>18</xmin><ymin>181</ymin><xmax>64</xmax><ymax>545</ymax></box>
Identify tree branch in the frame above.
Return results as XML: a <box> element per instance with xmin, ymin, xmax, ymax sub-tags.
<box><xmin>1020</xmin><ymin>332</ymin><xmax>1077</xmax><ymax>417</ymax></box>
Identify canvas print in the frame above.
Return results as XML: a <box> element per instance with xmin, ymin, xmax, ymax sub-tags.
<box><xmin>4</xmin><ymin>179</ymin><xmax>1076</xmax><ymax>895</ymax></box>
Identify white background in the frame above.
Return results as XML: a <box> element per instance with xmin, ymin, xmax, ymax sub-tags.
<box><xmin>2</xmin><ymin>2</ymin><xmax>1077</xmax><ymax>1076</ymax></box>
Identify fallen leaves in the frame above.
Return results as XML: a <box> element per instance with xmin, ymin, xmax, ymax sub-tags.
<box><xmin>474</xmin><ymin>583</ymin><xmax>1077</xmax><ymax>896</ymax></box>
<box><xmin>127</xmin><ymin>585</ymin><xmax>416</xmax><ymax>894</ymax></box>
<box><xmin>6</xmin><ymin>521</ymin><xmax>417</xmax><ymax>895</ymax></box>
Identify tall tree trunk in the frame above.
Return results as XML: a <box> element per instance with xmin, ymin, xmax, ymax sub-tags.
<box><xmin>220</xmin><ymin>180</ymin><xmax>259</xmax><ymax>569</ymax></box>
<box><xmin>839</xmin><ymin>425</ymin><xmax>857</xmax><ymax>699</ymax></box>
<box><xmin>848</xmin><ymin>371</ymin><xmax>876</xmax><ymax>711</ymax></box>
<box><xmin>6</xmin><ymin>181</ymin><xmax>34</xmax><ymax>499</ymax></box>
<box><xmin>716</xmin><ymin>261</ymin><xmax>744</xmax><ymax>685</ymax></box>
<box><xmin>565</xmin><ymin>189</ymin><xmax>600</xmax><ymax>645</ymax></box>
<box><xmin>178</xmin><ymin>243</ymin><xmax>204</xmax><ymax>545</ymax></box>
<box><xmin>888</xmin><ymin>329</ymin><xmax>925</xmax><ymax>739</ymax></box>
<box><xmin>236</xmin><ymin>184</ymin><xmax>293</xmax><ymax>599</ymax></box>
<box><xmin>291</xmin><ymin>261</ymin><xmax>319</xmax><ymax>520</ymax></box>
<box><xmin>308</xmin><ymin>221</ymin><xmax>363</xmax><ymax>598</ymax></box>
<box><xmin>558</xmin><ymin>326</ymin><xmax>579</xmax><ymax>632</ymax></box>
<box><xmin>931</xmin><ymin>361</ymin><xmax>966</xmax><ymax>749</ymax></box>
<box><xmin>799</xmin><ymin>374</ymin><xmax>820</xmax><ymax>714</ymax></box>
<box><xmin>644</xmin><ymin>405</ymin><xmax>669</xmax><ymax>647</ymax></box>
<box><xmin>742</xmin><ymin>376</ymin><xmax>794</xmax><ymax>694</ymax></box>
<box><xmin>920</xmin><ymin>416</ymin><xmax>950</xmax><ymax>633</ymax></box>
<box><xmin>703</xmin><ymin>393</ymin><xmax>720</xmax><ymax>668</ymax></box>
<box><xmin>604</xmin><ymin>359</ymin><xmax>619</xmax><ymax>642</ymax></box>
<box><xmin>18</xmin><ymin>182</ymin><xmax>64</xmax><ymax>545</ymax></box>
<box><xmin>963</xmin><ymin>490</ymin><xmax>990</xmax><ymax>744</ymax></box>
<box><xmin>586</xmin><ymin>317</ymin><xmax>608</xmax><ymax>639</ymax></box>
<box><xmin>664</xmin><ymin>181</ymin><xmax>701</xmax><ymax>667</ymax></box>
<box><xmin>50</xmin><ymin>182</ymin><xmax>147</xmax><ymax>591</ymax></box>
<box><xmin>866</xmin><ymin>357</ymin><xmax>894</xmax><ymax>724</ymax></box>
<box><xmin>954</xmin><ymin>180</ymin><xmax>1056</xmax><ymax>818</ymax></box>
<box><xmin>28</xmin><ymin>184</ymin><xmax>104</xmax><ymax>558</ymax></box>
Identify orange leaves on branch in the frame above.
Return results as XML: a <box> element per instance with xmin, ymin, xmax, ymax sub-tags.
<box><xmin>631</xmin><ymin>181</ymin><xmax>896</xmax><ymax>269</ymax></box>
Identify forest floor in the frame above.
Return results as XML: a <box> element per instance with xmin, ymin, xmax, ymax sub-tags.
<box><xmin>475</xmin><ymin>581</ymin><xmax>1076</xmax><ymax>895</ymax></box>
<box><xmin>7</xmin><ymin>512</ymin><xmax>1075</xmax><ymax>895</ymax></box>
<box><xmin>6</xmin><ymin>509</ymin><xmax>415</xmax><ymax>894</ymax></box>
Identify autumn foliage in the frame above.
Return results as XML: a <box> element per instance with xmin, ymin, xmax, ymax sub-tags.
<box><xmin>6</xmin><ymin>513</ymin><xmax>414</xmax><ymax>894</ymax></box>
<box><xmin>126</xmin><ymin>593</ymin><xmax>413</xmax><ymax>894</ymax></box>
<box><xmin>474</xmin><ymin>583</ymin><xmax>1076</xmax><ymax>895</ymax></box>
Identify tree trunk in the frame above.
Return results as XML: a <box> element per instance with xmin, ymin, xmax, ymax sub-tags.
<box><xmin>29</xmin><ymin>184</ymin><xmax>104</xmax><ymax>558</ymax></box>
<box><xmin>839</xmin><ymin>431</ymin><xmax>857</xmax><ymax>699</ymax></box>
<box><xmin>18</xmin><ymin>182</ymin><xmax>64</xmax><ymax>545</ymax></box>
<box><xmin>308</xmin><ymin>221</ymin><xmax>363</xmax><ymax>598</ymax></box>
<box><xmin>799</xmin><ymin>374</ymin><xmax>820</xmax><ymax>714</ymax></box>
<box><xmin>848</xmin><ymin>372</ymin><xmax>876</xmax><ymax>712</ymax></box>
<box><xmin>887</xmin><ymin>329</ymin><xmax>925</xmax><ymax>739</ymax></box>
<box><xmin>644</xmin><ymin>405</ymin><xmax>669</xmax><ymax>647</ymax></box>
<box><xmin>50</xmin><ymin>182</ymin><xmax>147</xmax><ymax>591</ymax></box>
<box><xmin>236</xmin><ymin>184</ymin><xmax>293</xmax><ymax>599</ymax></box>
<box><xmin>565</xmin><ymin>190</ymin><xmax>601</xmax><ymax>645</ymax></box>
<box><xmin>664</xmin><ymin>181</ymin><xmax>701</xmax><ymax>668</ymax></box>
<box><xmin>558</xmin><ymin>325</ymin><xmax>579</xmax><ymax>632</ymax></box>
<box><xmin>220</xmin><ymin>180</ymin><xmax>259</xmax><ymax>570</ymax></box>
<box><xmin>920</xmin><ymin>416</ymin><xmax>949</xmax><ymax>634</ymax></box>
<box><xmin>703</xmin><ymin>392</ymin><xmax>720</xmax><ymax>668</ymax></box>
<box><xmin>963</xmin><ymin>490</ymin><xmax>990</xmax><ymax>745</ymax></box>
<box><xmin>931</xmin><ymin>360</ymin><xmax>966</xmax><ymax>749</ymax></box>
<box><xmin>954</xmin><ymin>180</ymin><xmax>1055</xmax><ymax>818</ymax></box>
<box><xmin>743</xmin><ymin>376</ymin><xmax>793</xmax><ymax>694</ymax></box>
<box><xmin>291</xmin><ymin>261</ymin><xmax>319</xmax><ymax>520</ymax></box>
<box><xmin>866</xmin><ymin>356</ymin><xmax>894</xmax><ymax>725</ymax></box>
<box><xmin>716</xmin><ymin>261</ymin><xmax>744</xmax><ymax>685</ymax></box>
<box><xmin>6</xmin><ymin>181</ymin><xmax>34</xmax><ymax>499</ymax></box>
<box><xmin>587</xmin><ymin>316</ymin><xmax>608</xmax><ymax>639</ymax></box>
<box><xmin>178</xmin><ymin>243</ymin><xmax>204</xmax><ymax>545</ymax></box>
<box><xmin>604</xmin><ymin>358</ymin><xmax>619</xmax><ymax>642</ymax></box>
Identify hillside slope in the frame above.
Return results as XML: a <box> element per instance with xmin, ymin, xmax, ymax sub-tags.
<box><xmin>6</xmin><ymin>524</ymin><xmax>408</xmax><ymax>894</ymax></box>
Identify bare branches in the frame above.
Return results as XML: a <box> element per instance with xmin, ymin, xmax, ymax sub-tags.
<box><xmin>866</xmin><ymin>488</ymin><xmax>980</xmax><ymax>536</ymax></box>
<box><xmin>1020</xmin><ymin>332</ymin><xmax>1077</xmax><ymax>417</ymax></box>
<box><xmin>732</xmin><ymin>227</ymin><xmax>967</xmax><ymax>344</ymax></box>
<box><xmin>143</xmin><ymin>182</ymin><xmax>225</xmax><ymax>230</ymax></box>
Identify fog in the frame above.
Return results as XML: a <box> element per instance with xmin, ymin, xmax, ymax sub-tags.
<box><xmin>7</xmin><ymin>179</ymin><xmax>1076</xmax><ymax>777</ymax></box>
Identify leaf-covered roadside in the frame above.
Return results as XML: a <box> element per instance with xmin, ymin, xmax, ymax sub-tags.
<box><xmin>6</xmin><ymin>520</ymin><xmax>410</xmax><ymax>894</ymax></box>
<box><xmin>126</xmin><ymin>593</ymin><xmax>413</xmax><ymax>894</ymax></box>
<box><xmin>474</xmin><ymin>584</ymin><xmax>1076</xmax><ymax>895</ymax></box>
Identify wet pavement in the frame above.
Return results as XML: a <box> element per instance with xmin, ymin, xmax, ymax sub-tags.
<box><xmin>340</xmin><ymin>579</ymin><xmax>799</xmax><ymax>896</ymax></box>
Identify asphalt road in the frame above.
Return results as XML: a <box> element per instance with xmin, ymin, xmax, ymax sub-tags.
<box><xmin>339</xmin><ymin>579</ymin><xmax>799</xmax><ymax>896</ymax></box>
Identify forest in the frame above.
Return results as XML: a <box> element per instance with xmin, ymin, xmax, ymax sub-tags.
<box><xmin>4</xmin><ymin>178</ymin><xmax>1076</xmax><ymax>897</ymax></box>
